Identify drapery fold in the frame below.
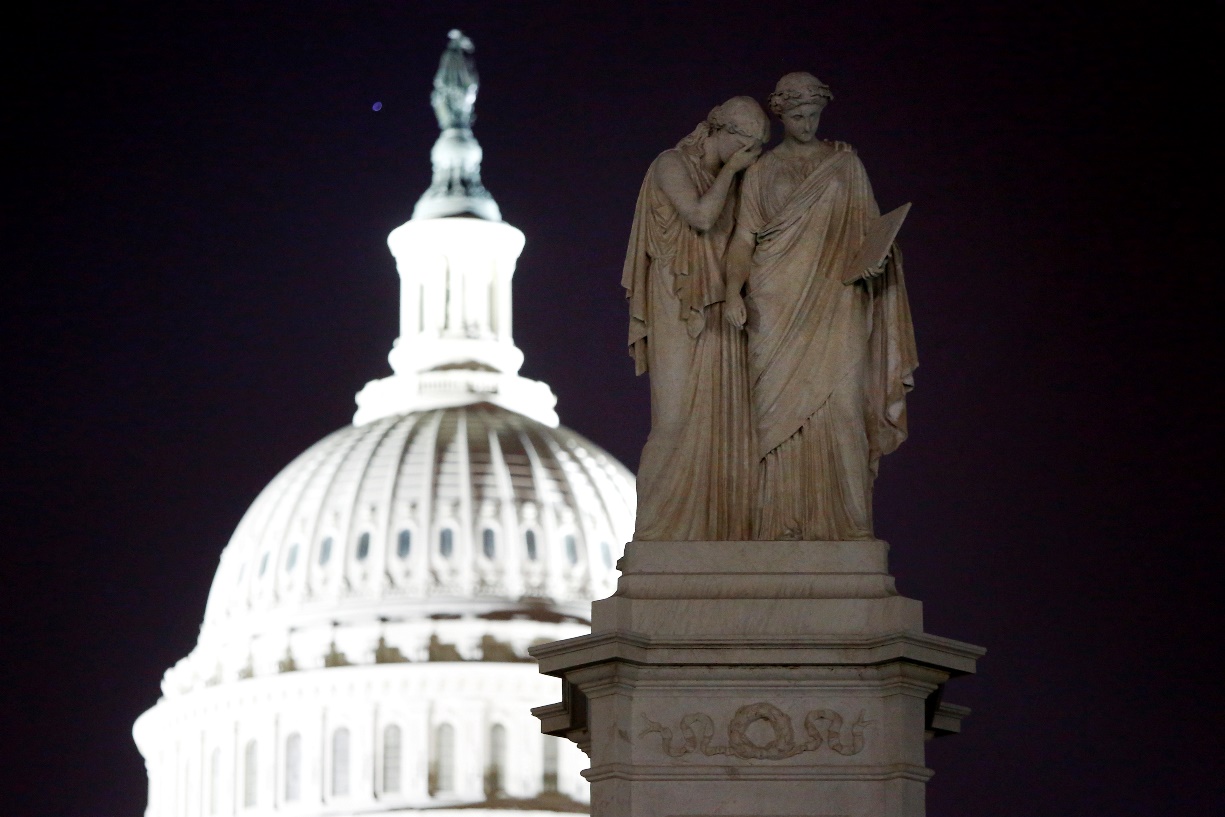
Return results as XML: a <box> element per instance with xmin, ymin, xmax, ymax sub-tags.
<box><xmin>740</xmin><ymin>145</ymin><xmax>916</xmax><ymax>539</ymax></box>
<box><xmin>622</xmin><ymin>149</ymin><xmax>754</xmax><ymax>540</ymax></box>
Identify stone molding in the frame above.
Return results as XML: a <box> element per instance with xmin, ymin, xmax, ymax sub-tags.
<box><xmin>530</xmin><ymin>539</ymin><xmax>984</xmax><ymax>816</ymax></box>
<box><xmin>532</xmin><ymin>629</ymin><xmax>984</xmax><ymax>675</ymax></box>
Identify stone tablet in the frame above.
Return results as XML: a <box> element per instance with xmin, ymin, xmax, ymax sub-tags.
<box><xmin>842</xmin><ymin>201</ymin><xmax>911</xmax><ymax>284</ymax></box>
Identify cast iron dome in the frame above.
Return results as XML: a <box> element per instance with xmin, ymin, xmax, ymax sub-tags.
<box><xmin>134</xmin><ymin>32</ymin><xmax>629</xmax><ymax>814</ymax></box>
<box><xmin>171</xmin><ymin>404</ymin><xmax>633</xmax><ymax>694</ymax></box>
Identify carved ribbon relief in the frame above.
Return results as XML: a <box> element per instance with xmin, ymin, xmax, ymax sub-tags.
<box><xmin>642</xmin><ymin>702</ymin><xmax>870</xmax><ymax>760</ymax></box>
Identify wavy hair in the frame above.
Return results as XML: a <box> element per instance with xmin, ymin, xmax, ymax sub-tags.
<box><xmin>767</xmin><ymin>72</ymin><xmax>833</xmax><ymax>115</ymax></box>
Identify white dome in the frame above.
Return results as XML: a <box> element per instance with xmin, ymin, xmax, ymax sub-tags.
<box><xmin>136</xmin><ymin>404</ymin><xmax>633</xmax><ymax>815</ymax></box>
<box><xmin>168</xmin><ymin>404</ymin><xmax>633</xmax><ymax>695</ymax></box>
<box><xmin>134</xmin><ymin>32</ymin><xmax>631</xmax><ymax>816</ymax></box>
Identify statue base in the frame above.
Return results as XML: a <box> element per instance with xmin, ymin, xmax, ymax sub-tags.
<box><xmin>530</xmin><ymin>540</ymin><xmax>984</xmax><ymax>817</ymax></box>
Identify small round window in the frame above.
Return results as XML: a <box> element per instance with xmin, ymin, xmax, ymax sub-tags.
<box><xmin>525</xmin><ymin>530</ymin><xmax>538</xmax><ymax>562</ymax></box>
<box><xmin>286</xmin><ymin>544</ymin><xmax>299</xmax><ymax>572</ymax></box>
<box><xmin>439</xmin><ymin>528</ymin><xmax>454</xmax><ymax>558</ymax></box>
<box><xmin>356</xmin><ymin>532</ymin><xmax>371</xmax><ymax>561</ymax></box>
<box><xmin>564</xmin><ymin>535</ymin><xmax>578</xmax><ymax>565</ymax></box>
<box><xmin>600</xmin><ymin>541</ymin><xmax>613</xmax><ymax>569</ymax></box>
<box><xmin>258</xmin><ymin>553</ymin><xmax>269</xmax><ymax>576</ymax></box>
<box><xmin>397</xmin><ymin>529</ymin><xmax>412</xmax><ymax>559</ymax></box>
<box><xmin>482</xmin><ymin>528</ymin><xmax>496</xmax><ymax>559</ymax></box>
<box><xmin>319</xmin><ymin>536</ymin><xmax>333</xmax><ymax>566</ymax></box>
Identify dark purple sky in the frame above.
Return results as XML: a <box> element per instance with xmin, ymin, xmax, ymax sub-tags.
<box><xmin>6</xmin><ymin>2</ymin><xmax>1219</xmax><ymax>815</ymax></box>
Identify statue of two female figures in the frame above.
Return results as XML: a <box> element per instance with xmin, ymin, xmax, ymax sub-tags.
<box><xmin>625</xmin><ymin>73</ymin><xmax>918</xmax><ymax>542</ymax></box>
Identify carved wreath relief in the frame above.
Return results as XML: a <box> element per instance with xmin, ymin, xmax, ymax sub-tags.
<box><xmin>642</xmin><ymin>702</ymin><xmax>870</xmax><ymax>760</ymax></box>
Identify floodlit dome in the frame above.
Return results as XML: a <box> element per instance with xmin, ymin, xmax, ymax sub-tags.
<box><xmin>169</xmin><ymin>404</ymin><xmax>633</xmax><ymax>695</ymax></box>
<box><xmin>133</xmin><ymin>32</ymin><xmax>634</xmax><ymax>817</ymax></box>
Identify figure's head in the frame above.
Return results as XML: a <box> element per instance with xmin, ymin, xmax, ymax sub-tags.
<box><xmin>769</xmin><ymin>72</ymin><xmax>833</xmax><ymax>144</ymax></box>
<box><xmin>676</xmin><ymin>96</ymin><xmax>770</xmax><ymax>161</ymax></box>
<box><xmin>703</xmin><ymin>95</ymin><xmax>770</xmax><ymax>162</ymax></box>
<box><xmin>709</xmin><ymin>96</ymin><xmax>771</xmax><ymax>144</ymax></box>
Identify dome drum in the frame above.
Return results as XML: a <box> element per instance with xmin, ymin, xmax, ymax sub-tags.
<box><xmin>135</xmin><ymin>663</ymin><xmax>590</xmax><ymax>815</ymax></box>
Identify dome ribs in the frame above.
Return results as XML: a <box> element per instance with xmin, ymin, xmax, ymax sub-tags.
<box><xmin>515</xmin><ymin>419</ymin><xmax>565</xmax><ymax>601</ymax></box>
<box><xmin>372</xmin><ymin>414</ymin><xmax>420</xmax><ymax>592</ymax></box>
<box><xmin>380</xmin><ymin>413</ymin><xmax>424</xmax><ymax>594</ymax></box>
<box><xmin>185</xmin><ymin>407</ymin><xmax>634</xmax><ymax>695</ymax></box>
<box><xmin>427</xmin><ymin>407</ymin><xmax>482</xmax><ymax>597</ymax></box>
<box><xmin>534</xmin><ymin>430</ymin><xmax>594</xmax><ymax>601</ymax></box>
<box><xmin>455</xmin><ymin>408</ymin><xmax>476</xmax><ymax>600</ymax></box>
<box><xmin>401</xmin><ymin>410</ymin><xmax>445</xmax><ymax>599</ymax></box>
<box><xmin>485</xmin><ymin>407</ymin><xmax>524</xmax><ymax>600</ymax></box>
<box><xmin>495</xmin><ymin>411</ymin><xmax>539</xmax><ymax>505</ymax></box>
<box><xmin>342</xmin><ymin>415</ymin><xmax>409</xmax><ymax>600</ymax></box>
<box><xmin>305</xmin><ymin>418</ymin><xmax>387</xmax><ymax>603</ymax></box>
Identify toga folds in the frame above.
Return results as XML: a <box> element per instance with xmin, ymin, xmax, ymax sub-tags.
<box><xmin>622</xmin><ymin>148</ymin><xmax>754</xmax><ymax>541</ymax></box>
<box><xmin>739</xmin><ymin>144</ymin><xmax>917</xmax><ymax>540</ymax></box>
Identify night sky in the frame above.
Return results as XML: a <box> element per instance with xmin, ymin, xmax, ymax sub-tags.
<box><xmin>6</xmin><ymin>3</ymin><xmax>1219</xmax><ymax>815</ymax></box>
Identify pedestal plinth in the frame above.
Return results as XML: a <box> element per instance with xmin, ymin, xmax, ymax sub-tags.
<box><xmin>530</xmin><ymin>541</ymin><xmax>984</xmax><ymax>817</ymax></box>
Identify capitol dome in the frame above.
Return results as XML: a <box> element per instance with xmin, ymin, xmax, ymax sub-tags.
<box><xmin>173</xmin><ymin>405</ymin><xmax>633</xmax><ymax>695</ymax></box>
<box><xmin>134</xmin><ymin>32</ymin><xmax>633</xmax><ymax>817</ymax></box>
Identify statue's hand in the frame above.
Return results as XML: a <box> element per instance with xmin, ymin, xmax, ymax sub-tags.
<box><xmin>725</xmin><ymin>143</ymin><xmax>762</xmax><ymax>174</ymax></box>
<box><xmin>863</xmin><ymin>261</ymin><xmax>886</xmax><ymax>280</ymax></box>
<box><xmin>725</xmin><ymin>293</ymin><xmax>747</xmax><ymax>328</ymax></box>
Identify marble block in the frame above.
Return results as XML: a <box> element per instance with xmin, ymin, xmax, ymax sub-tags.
<box><xmin>530</xmin><ymin>541</ymin><xmax>984</xmax><ymax>817</ymax></box>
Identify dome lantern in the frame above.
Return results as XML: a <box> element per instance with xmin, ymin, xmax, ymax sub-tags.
<box><xmin>354</xmin><ymin>30</ymin><xmax>559</xmax><ymax>427</ymax></box>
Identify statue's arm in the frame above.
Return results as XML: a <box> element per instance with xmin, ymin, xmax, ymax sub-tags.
<box><xmin>724</xmin><ymin>226</ymin><xmax>755</xmax><ymax>328</ymax></box>
<box><xmin>655</xmin><ymin>148</ymin><xmax>756</xmax><ymax>233</ymax></box>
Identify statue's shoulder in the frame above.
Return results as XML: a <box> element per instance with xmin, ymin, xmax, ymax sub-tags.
<box><xmin>651</xmin><ymin>148</ymin><xmax>688</xmax><ymax>174</ymax></box>
<box><xmin>826</xmin><ymin>139</ymin><xmax>857</xmax><ymax>154</ymax></box>
<box><xmin>745</xmin><ymin>148</ymin><xmax>780</xmax><ymax>176</ymax></box>
<box><xmin>649</xmin><ymin>148</ymin><xmax>702</xmax><ymax>190</ymax></box>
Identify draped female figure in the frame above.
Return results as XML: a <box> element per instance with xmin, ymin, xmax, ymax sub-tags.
<box><xmin>726</xmin><ymin>74</ymin><xmax>918</xmax><ymax>541</ymax></box>
<box><xmin>623</xmin><ymin>97</ymin><xmax>769</xmax><ymax>540</ymax></box>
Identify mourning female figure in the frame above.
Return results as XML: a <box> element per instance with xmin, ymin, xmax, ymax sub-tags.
<box><xmin>726</xmin><ymin>73</ymin><xmax>918</xmax><ymax>541</ymax></box>
<box><xmin>623</xmin><ymin>97</ymin><xmax>770</xmax><ymax>540</ymax></box>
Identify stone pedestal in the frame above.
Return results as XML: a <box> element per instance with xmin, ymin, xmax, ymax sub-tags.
<box><xmin>530</xmin><ymin>541</ymin><xmax>984</xmax><ymax>817</ymax></box>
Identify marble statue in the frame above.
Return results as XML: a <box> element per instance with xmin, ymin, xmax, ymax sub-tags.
<box><xmin>538</xmin><ymin>81</ymin><xmax>980</xmax><ymax>816</ymax></box>
<box><xmin>726</xmin><ymin>72</ymin><xmax>918</xmax><ymax>541</ymax></box>
<box><xmin>623</xmin><ymin>97</ymin><xmax>770</xmax><ymax>540</ymax></box>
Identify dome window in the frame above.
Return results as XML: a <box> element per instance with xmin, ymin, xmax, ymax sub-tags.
<box><xmin>286</xmin><ymin>544</ymin><xmax>299</xmax><ymax>572</ymax></box>
<box><xmin>208</xmin><ymin>748</ymin><xmax>221</xmax><ymax>814</ymax></box>
<box><xmin>601</xmin><ymin>541</ymin><xmax>613</xmax><ymax>569</ymax></box>
<box><xmin>525</xmin><ymin>530</ymin><xmax>538</xmax><ymax>561</ymax></box>
<box><xmin>397</xmin><ymin>529</ymin><xmax>412</xmax><ymax>559</ymax></box>
<box><xmin>431</xmin><ymin>723</ymin><xmax>455</xmax><ymax>795</ymax></box>
<box><xmin>564</xmin><ymin>535</ymin><xmax>579</xmax><ymax>565</ymax></box>
<box><xmin>486</xmin><ymin>723</ymin><xmax>507</xmax><ymax>797</ymax></box>
<box><xmin>242</xmin><ymin>739</ymin><xmax>258</xmax><ymax>807</ymax></box>
<box><xmin>331</xmin><ymin>727</ymin><xmax>351</xmax><ymax>796</ymax></box>
<box><xmin>482</xmin><ymin>528</ymin><xmax>496</xmax><ymax>559</ymax></box>
<box><xmin>258</xmin><ymin>553</ymin><xmax>269</xmax><ymax>577</ymax></box>
<box><xmin>542</xmin><ymin>735</ymin><xmax>559</xmax><ymax>793</ymax></box>
<box><xmin>383</xmin><ymin>724</ymin><xmax>402</xmax><ymax>793</ymax></box>
<box><xmin>356</xmin><ymin>532</ymin><xmax>371</xmax><ymax>561</ymax></box>
<box><xmin>319</xmin><ymin>536</ymin><xmax>334</xmax><ymax>566</ymax></box>
<box><xmin>439</xmin><ymin>528</ymin><xmax>454</xmax><ymax>558</ymax></box>
<box><xmin>284</xmin><ymin>733</ymin><xmax>301</xmax><ymax>802</ymax></box>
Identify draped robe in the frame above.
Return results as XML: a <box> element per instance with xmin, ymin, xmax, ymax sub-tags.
<box><xmin>739</xmin><ymin>143</ymin><xmax>917</xmax><ymax>540</ymax></box>
<box><xmin>622</xmin><ymin>147</ymin><xmax>754</xmax><ymax>540</ymax></box>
